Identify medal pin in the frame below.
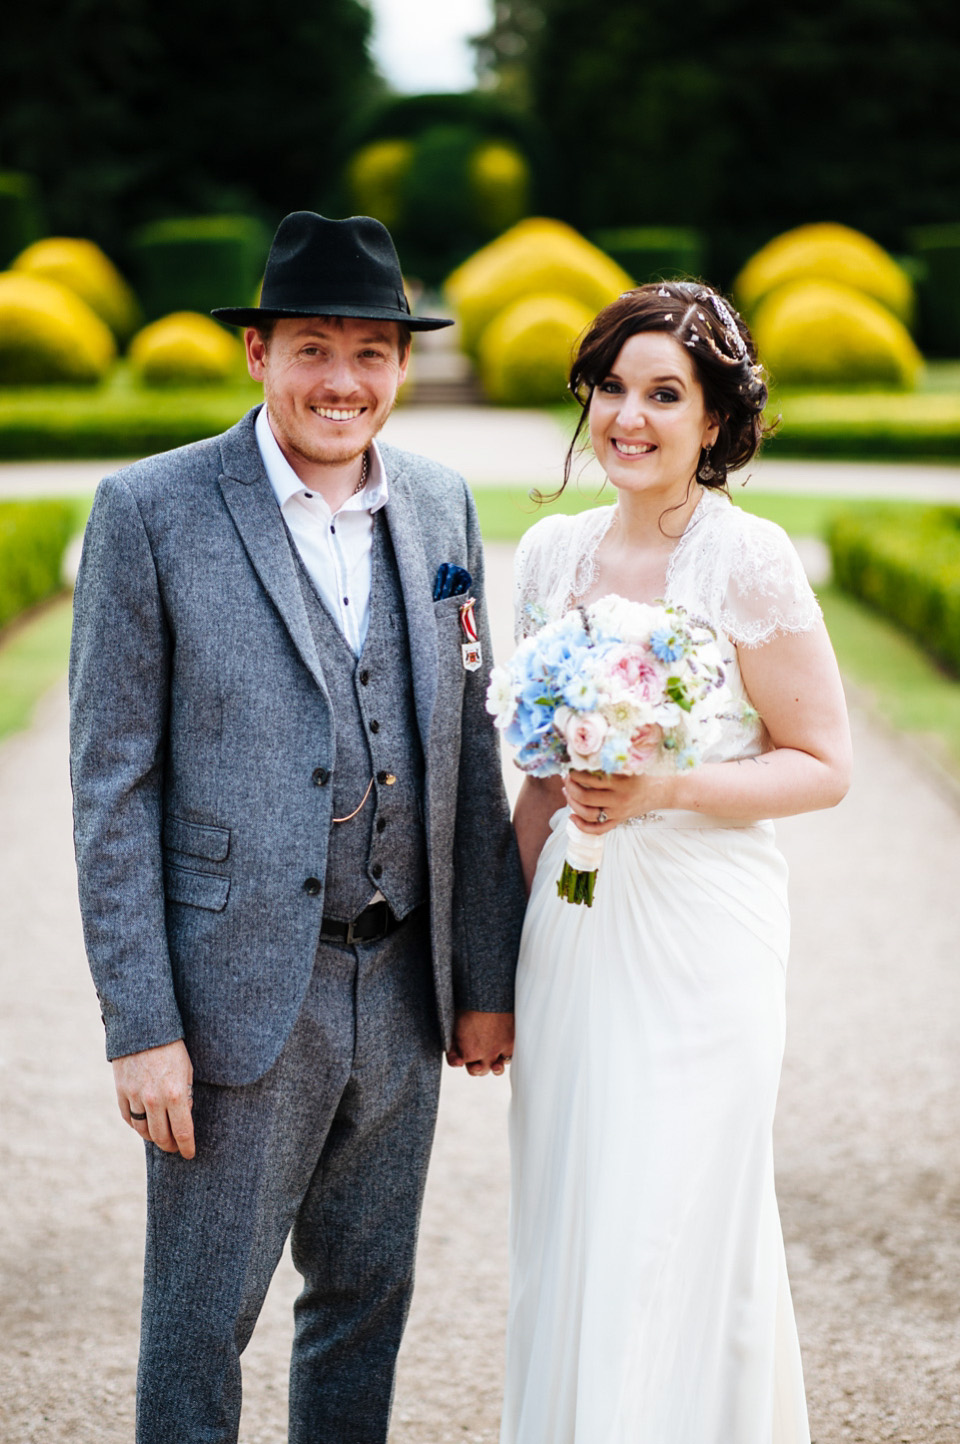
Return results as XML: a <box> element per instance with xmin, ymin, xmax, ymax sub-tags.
<box><xmin>459</xmin><ymin>597</ymin><xmax>483</xmax><ymax>672</ymax></box>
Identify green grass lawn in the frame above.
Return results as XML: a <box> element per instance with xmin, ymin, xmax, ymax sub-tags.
<box><xmin>3</xmin><ymin>488</ymin><xmax>960</xmax><ymax>784</ymax></box>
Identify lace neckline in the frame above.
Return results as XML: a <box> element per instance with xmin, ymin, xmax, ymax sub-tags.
<box><xmin>571</xmin><ymin>485</ymin><xmax>724</xmax><ymax>608</ymax></box>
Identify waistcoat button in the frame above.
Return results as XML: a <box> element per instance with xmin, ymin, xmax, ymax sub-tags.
<box><xmin>369</xmin><ymin>719</ymin><xmax>380</xmax><ymax>733</ymax></box>
<box><xmin>376</xmin><ymin>817</ymin><xmax>386</xmax><ymax>834</ymax></box>
<box><xmin>359</xmin><ymin>669</ymin><xmax>370</xmax><ymax>685</ymax></box>
<box><xmin>371</xmin><ymin>863</ymin><xmax>383</xmax><ymax>880</ymax></box>
<box><xmin>312</xmin><ymin>767</ymin><xmax>330</xmax><ymax>786</ymax></box>
<box><xmin>303</xmin><ymin>877</ymin><xmax>323</xmax><ymax>896</ymax></box>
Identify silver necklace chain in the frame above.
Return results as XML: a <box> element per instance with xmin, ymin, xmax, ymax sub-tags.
<box><xmin>353</xmin><ymin>449</ymin><xmax>369</xmax><ymax>495</ymax></box>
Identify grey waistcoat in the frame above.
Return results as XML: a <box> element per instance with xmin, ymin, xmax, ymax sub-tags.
<box><xmin>291</xmin><ymin>514</ymin><xmax>428</xmax><ymax>923</ymax></box>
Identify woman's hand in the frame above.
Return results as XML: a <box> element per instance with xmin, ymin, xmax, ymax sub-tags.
<box><xmin>564</xmin><ymin>768</ymin><xmax>672</xmax><ymax>833</ymax></box>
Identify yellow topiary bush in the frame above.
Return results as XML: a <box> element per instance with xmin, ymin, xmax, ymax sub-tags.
<box><xmin>346</xmin><ymin>139</ymin><xmax>416</xmax><ymax>233</ymax></box>
<box><xmin>12</xmin><ymin>236</ymin><xmax>141</xmax><ymax>343</ymax></box>
<box><xmin>129</xmin><ymin>312</ymin><xmax>243</xmax><ymax>387</ymax></box>
<box><xmin>467</xmin><ymin>142</ymin><xmax>530</xmax><ymax>236</ymax></box>
<box><xmin>445</xmin><ymin>218</ymin><xmax>633</xmax><ymax>358</ymax></box>
<box><xmin>734</xmin><ymin>222</ymin><xmax>915</xmax><ymax>327</ymax></box>
<box><xmin>753</xmin><ymin>280</ymin><xmax>923</xmax><ymax>391</ymax></box>
<box><xmin>477</xmin><ymin>292</ymin><xmax>594</xmax><ymax>406</ymax></box>
<box><xmin>0</xmin><ymin>271</ymin><xmax>116</xmax><ymax>385</ymax></box>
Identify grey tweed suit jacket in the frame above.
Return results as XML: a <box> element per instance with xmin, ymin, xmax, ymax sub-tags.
<box><xmin>69</xmin><ymin>406</ymin><xmax>525</xmax><ymax>1086</ymax></box>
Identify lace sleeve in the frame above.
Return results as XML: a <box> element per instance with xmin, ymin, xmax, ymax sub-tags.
<box><xmin>514</xmin><ymin>515</ymin><xmax>566</xmax><ymax>641</ymax></box>
<box><xmin>719</xmin><ymin>514</ymin><xmax>822</xmax><ymax>648</ymax></box>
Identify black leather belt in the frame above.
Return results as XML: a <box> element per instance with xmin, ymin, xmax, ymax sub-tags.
<box><xmin>320</xmin><ymin>899</ymin><xmax>401</xmax><ymax>947</ymax></box>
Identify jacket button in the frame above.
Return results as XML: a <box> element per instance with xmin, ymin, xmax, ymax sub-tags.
<box><xmin>303</xmin><ymin>877</ymin><xmax>323</xmax><ymax>896</ymax></box>
<box><xmin>312</xmin><ymin>767</ymin><xmax>330</xmax><ymax>787</ymax></box>
<box><xmin>359</xmin><ymin>669</ymin><xmax>370</xmax><ymax>685</ymax></box>
<box><xmin>376</xmin><ymin>817</ymin><xmax>386</xmax><ymax>834</ymax></box>
<box><xmin>369</xmin><ymin>719</ymin><xmax>380</xmax><ymax>734</ymax></box>
<box><xmin>371</xmin><ymin>863</ymin><xmax>383</xmax><ymax>880</ymax></box>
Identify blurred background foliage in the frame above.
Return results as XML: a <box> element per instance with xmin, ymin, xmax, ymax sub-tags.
<box><xmin>472</xmin><ymin>0</ymin><xmax>960</xmax><ymax>286</ymax></box>
<box><xmin>0</xmin><ymin>0</ymin><xmax>381</xmax><ymax>267</ymax></box>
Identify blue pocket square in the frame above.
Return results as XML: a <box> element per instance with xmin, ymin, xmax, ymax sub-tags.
<box><xmin>432</xmin><ymin>563</ymin><xmax>472</xmax><ymax>601</ymax></box>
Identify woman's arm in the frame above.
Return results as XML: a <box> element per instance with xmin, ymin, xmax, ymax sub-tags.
<box><xmin>513</xmin><ymin>775</ymin><xmax>566</xmax><ymax>893</ymax></box>
<box><xmin>566</xmin><ymin>619</ymin><xmax>852</xmax><ymax>831</ymax></box>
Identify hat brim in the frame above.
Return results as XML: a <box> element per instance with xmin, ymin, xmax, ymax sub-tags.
<box><xmin>211</xmin><ymin>303</ymin><xmax>453</xmax><ymax>332</ymax></box>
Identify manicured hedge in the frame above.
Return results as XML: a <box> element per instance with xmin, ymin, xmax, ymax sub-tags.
<box><xmin>0</xmin><ymin>498</ymin><xmax>75</xmax><ymax>630</ymax></box>
<box><xmin>768</xmin><ymin>391</ymin><xmax>960</xmax><ymax>459</ymax></box>
<box><xmin>828</xmin><ymin>505</ymin><xmax>960</xmax><ymax>676</ymax></box>
<box><xmin>0</xmin><ymin>377</ymin><xmax>261</xmax><ymax>459</ymax></box>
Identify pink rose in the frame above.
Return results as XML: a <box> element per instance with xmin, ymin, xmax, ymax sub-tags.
<box><xmin>561</xmin><ymin>709</ymin><xmax>607</xmax><ymax>764</ymax></box>
<box><xmin>609</xmin><ymin>647</ymin><xmax>660</xmax><ymax>699</ymax></box>
<box><xmin>627</xmin><ymin>724</ymin><xmax>662</xmax><ymax>771</ymax></box>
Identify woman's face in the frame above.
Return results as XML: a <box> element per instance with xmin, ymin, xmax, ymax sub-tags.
<box><xmin>587</xmin><ymin>331</ymin><xmax>718</xmax><ymax>503</ymax></box>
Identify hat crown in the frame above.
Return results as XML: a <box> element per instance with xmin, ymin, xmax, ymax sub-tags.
<box><xmin>260</xmin><ymin>211</ymin><xmax>411</xmax><ymax>317</ymax></box>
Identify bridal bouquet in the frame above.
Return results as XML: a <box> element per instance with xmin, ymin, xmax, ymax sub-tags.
<box><xmin>486</xmin><ymin>597</ymin><xmax>738</xmax><ymax>906</ymax></box>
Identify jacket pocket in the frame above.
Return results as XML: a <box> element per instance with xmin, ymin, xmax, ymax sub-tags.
<box><xmin>164</xmin><ymin>862</ymin><xmax>231</xmax><ymax>913</ymax></box>
<box><xmin>162</xmin><ymin>815</ymin><xmax>231</xmax><ymax>862</ymax></box>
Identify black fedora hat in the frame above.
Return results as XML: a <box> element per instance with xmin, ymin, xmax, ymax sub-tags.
<box><xmin>211</xmin><ymin>210</ymin><xmax>453</xmax><ymax>331</ymax></box>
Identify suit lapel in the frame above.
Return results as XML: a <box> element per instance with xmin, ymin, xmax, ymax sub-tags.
<box><xmin>383</xmin><ymin>461</ymin><xmax>439</xmax><ymax>754</ymax></box>
<box><xmin>217</xmin><ymin>412</ymin><xmax>330</xmax><ymax>700</ymax></box>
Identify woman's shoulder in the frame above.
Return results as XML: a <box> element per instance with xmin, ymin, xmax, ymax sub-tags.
<box><xmin>687</xmin><ymin>489</ymin><xmax>820</xmax><ymax>644</ymax></box>
<box><xmin>518</xmin><ymin>504</ymin><xmax>614</xmax><ymax>552</ymax></box>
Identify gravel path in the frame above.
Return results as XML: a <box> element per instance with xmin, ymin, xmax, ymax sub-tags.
<box><xmin>2</xmin><ymin>543</ymin><xmax>959</xmax><ymax>1443</ymax></box>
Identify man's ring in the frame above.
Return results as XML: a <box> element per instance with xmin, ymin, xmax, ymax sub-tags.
<box><xmin>130</xmin><ymin>1110</ymin><xmax>147</xmax><ymax>1122</ymax></box>
<box><xmin>597</xmin><ymin>808</ymin><xmax>609</xmax><ymax>824</ymax></box>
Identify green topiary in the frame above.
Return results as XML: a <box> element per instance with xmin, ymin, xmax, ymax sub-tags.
<box><xmin>129</xmin><ymin>311</ymin><xmax>244</xmax><ymax>387</ymax></box>
<box><xmin>12</xmin><ymin>236</ymin><xmax>141</xmax><ymax>343</ymax></box>
<box><xmin>734</xmin><ymin>222</ymin><xmax>915</xmax><ymax>327</ymax></box>
<box><xmin>0</xmin><ymin>498</ymin><xmax>75</xmax><ymax>630</ymax></box>
<box><xmin>445</xmin><ymin>217</ymin><xmax>633</xmax><ymax>358</ymax></box>
<box><xmin>0</xmin><ymin>272</ymin><xmax>116</xmax><ymax>385</ymax></box>
<box><xmin>346</xmin><ymin>139</ymin><xmax>415</xmax><ymax>232</ymax></box>
<box><xmin>477</xmin><ymin>291</ymin><xmax>594</xmax><ymax>406</ymax></box>
<box><xmin>908</xmin><ymin>222</ymin><xmax>960</xmax><ymax>359</ymax></box>
<box><xmin>591</xmin><ymin>227</ymin><xmax>705</xmax><ymax>286</ymax></box>
<box><xmin>0</xmin><ymin>172</ymin><xmax>43</xmax><ymax>269</ymax></box>
<box><xmin>131</xmin><ymin>215</ymin><xmax>271</xmax><ymax>322</ymax></box>
<box><xmin>753</xmin><ymin>280</ymin><xmax>922</xmax><ymax>391</ymax></box>
<box><xmin>468</xmin><ymin>142</ymin><xmax>530</xmax><ymax>236</ymax></box>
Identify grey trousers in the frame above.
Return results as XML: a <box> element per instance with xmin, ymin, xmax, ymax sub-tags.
<box><xmin>136</xmin><ymin>909</ymin><xmax>442</xmax><ymax>1444</ymax></box>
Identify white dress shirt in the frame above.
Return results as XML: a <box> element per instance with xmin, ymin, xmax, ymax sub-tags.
<box><xmin>255</xmin><ymin>404</ymin><xmax>389</xmax><ymax>655</ymax></box>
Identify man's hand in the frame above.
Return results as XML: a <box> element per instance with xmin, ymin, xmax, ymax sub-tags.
<box><xmin>446</xmin><ymin>1011</ymin><xmax>514</xmax><ymax>1077</ymax></box>
<box><xmin>113</xmin><ymin>1039</ymin><xmax>196</xmax><ymax>1159</ymax></box>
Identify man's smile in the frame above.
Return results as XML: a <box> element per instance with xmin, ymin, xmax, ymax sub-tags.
<box><xmin>311</xmin><ymin>405</ymin><xmax>366</xmax><ymax>422</ymax></box>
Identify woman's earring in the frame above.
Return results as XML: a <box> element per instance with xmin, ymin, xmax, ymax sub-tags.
<box><xmin>698</xmin><ymin>445</ymin><xmax>720</xmax><ymax>482</ymax></box>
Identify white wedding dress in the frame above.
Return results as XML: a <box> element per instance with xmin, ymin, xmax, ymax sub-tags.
<box><xmin>501</xmin><ymin>489</ymin><xmax>820</xmax><ymax>1444</ymax></box>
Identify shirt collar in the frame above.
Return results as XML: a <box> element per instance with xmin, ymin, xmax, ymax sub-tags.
<box><xmin>255</xmin><ymin>403</ymin><xmax>389</xmax><ymax>515</ymax></box>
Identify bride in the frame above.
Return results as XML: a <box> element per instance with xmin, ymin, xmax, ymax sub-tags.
<box><xmin>500</xmin><ymin>282</ymin><xmax>852</xmax><ymax>1444</ymax></box>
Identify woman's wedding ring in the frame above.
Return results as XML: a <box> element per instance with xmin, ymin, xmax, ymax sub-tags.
<box><xmin>597</xmin><ymin>808</ymin><xmax>609</xmax><ymax>824</ymax></box>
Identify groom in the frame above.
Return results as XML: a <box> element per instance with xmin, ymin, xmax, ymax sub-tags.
<box><xmin>69</xmin><ymin>210</ymin><xmax>526</xmax><ymax>1443</ymax></box>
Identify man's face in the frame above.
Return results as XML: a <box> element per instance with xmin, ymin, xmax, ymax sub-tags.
<box><xmin>244</xmin><ymin>316</ymin><xmax>410</xmax><ymax>474</ymax></box>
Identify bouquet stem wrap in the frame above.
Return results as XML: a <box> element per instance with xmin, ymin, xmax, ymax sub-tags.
<box><xmin>558</xmin><ymin>813</ymin><xmax>606</xmax><ymax>907</ymax></box>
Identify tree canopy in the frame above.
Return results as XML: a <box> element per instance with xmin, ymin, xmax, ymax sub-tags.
<box><xmin>473</xmin><ymin>0</ymin><xmax>960</xmax><ymax>279</ymax></box>
<box><xmin>0</xmin><ymin>0</ymin><xmax>381</xmax><ymax>261</ymax></box>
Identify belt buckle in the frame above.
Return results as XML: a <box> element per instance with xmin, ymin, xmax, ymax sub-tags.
<box><xmin>346</xmin><ymin>900</ymin><xmax>389</xmax><ymax>945</ymax></box>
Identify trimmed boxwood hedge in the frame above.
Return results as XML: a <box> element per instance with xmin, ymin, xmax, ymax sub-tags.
<box><xmin>828</xmin><ymin>505</ymin><xmax>960</xmax><ymax>676</ymax></box>
<box><xmin>0</xmin><ymin>498</ymin><xmax>75</xmax><ymax>630</ymax></box>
